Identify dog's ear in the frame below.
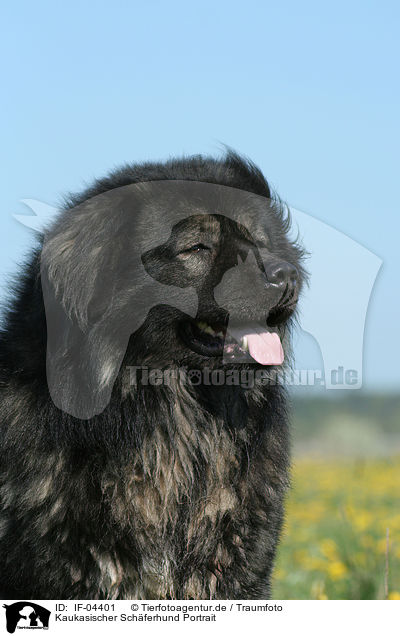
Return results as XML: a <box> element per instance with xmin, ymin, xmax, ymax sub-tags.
<box><xmin>40</xmin><ymin>194</ymin><xmax>133</xmax><ymax>419</ymax></box>
<box><xmin>40</xmin><ymin>188</ymin><xmax>200</xmax><ymax>419</ymax></box>
<box><xmin>41</xmin><ymin>196</ymin><xmax>128</xmax><ymax>329</ymax></box>
<box><xmin>42</xmin><ymin>281</ymin><xmax>129</xmax><ymax>420</ymax></box>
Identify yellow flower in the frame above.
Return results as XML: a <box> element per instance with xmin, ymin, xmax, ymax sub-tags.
<box><xmin>388</xmin><ymin>591</ymin><xmax>400</xmax><ymax>600</ymax></box>
<box><xmin>328</xmin><ymin>561</ymin><xmax>348</xmax><ymax>580</ymax></box>
<box><xmin>352</xmin><ymin>510</ymin><xmax>374</xmax><ymax>531</ymax></box>
<box><xmin>319</xmin><ymin>538</ymin><xmax>339</xmax><ymax>560</ymax></box>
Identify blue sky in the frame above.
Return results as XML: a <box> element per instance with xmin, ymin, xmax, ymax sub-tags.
<box><xmin>1</xmin><ymin>0</ymin><xmax>399</xmax><ymax>390</ymax></box>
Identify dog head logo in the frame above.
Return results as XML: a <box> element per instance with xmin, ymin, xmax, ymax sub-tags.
<box><xmin>39</xmin><ymin>180</ymin><xmax>304</xmax><ymax>419</ymax></box>
<box><xmin>3</xmin><ymin>603</ymin><xmax>51</xmax><ymax>633</ymax></box>
<box><xmin>14</xmin><ymin>179</ymin><xmax>380</xmax><ymax>419</ymax></box>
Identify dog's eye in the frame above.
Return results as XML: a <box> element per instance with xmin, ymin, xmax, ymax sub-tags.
<box><xmin>178</xmin><ymin>243</ymin><xmax>210</xmax><ymax>255</ymax></box>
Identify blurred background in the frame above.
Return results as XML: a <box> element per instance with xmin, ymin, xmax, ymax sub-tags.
<box><xmin>1</xmin><ymin>0</ymin><xmax>399</xmax><ymax>599</ymax></box>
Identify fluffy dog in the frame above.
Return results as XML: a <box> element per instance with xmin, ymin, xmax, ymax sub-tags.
<box><xmin>0</xmin><ymin>151</ymin><xmax>305</xmax><ymax>599</ymax></box>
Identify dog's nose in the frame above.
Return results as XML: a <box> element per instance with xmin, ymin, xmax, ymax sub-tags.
<box><xmin>264</xmin><ymin>260</ymin><xmax>299</xmax><ymax>286</ymax></box>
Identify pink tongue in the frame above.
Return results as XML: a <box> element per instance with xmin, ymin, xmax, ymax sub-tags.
<box><xmin>228</xmin><ymin>324</ymin><xmax>284</xmax><ymax>365</ymax></box>
<box><xmin>246</xmin><ymin>332</ymin><xmax>284</xmax><ymax>365</ymax></box>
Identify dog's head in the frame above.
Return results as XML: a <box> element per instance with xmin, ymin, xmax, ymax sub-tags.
<box><xmin>141</xmin><ymin>211</ymin><xmax>302</xmax><ymax>365</ymax></box>
<box><xmin>41</xmin><ymin>179</ymin><xmax>305</xmax><ymax>419</ymax></box>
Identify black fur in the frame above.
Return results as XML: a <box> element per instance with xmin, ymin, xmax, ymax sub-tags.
<box><xmin>0</xmin><ymin>151</ymin><xmax>305</xmax><ymax>599</ymax></box>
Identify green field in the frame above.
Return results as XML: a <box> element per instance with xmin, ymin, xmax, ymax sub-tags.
<box><xmin>272</xmin><ymin>455</ymin><xmax>400</xmax><ymax>599</ymax></box>
<box><xmin>271</xmin><ymin>394</ymin><xmax>400</xmax><ymax>600</ymax></box>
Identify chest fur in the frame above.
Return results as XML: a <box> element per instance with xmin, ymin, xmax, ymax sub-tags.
<box><xmin>96</xmin><ymin>415</ymin><xmax>253</xmax><ymax>598</ymax></box>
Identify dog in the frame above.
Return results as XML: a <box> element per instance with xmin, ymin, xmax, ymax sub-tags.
<box><xmin>0</xmin><ymin>151</ymin><xmax>305</xmax><ymax>599</ymax></box>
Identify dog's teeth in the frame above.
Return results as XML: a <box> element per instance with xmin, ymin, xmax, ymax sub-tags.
<box><xmin>196</xmin><ymin>321</ymin><xmax>215</xmax><ymax>335</ymax></box>
<box><xmin>241</xmin><ymin>336</ymin><xmax>248</xmax><ymax>351</ymax></box>
<box><xmin>195</xmin><ymin>321</ymin><xmax>223</xmax><ymax>338</ymax></box>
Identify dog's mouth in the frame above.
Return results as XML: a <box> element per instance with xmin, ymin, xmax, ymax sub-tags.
<box><xmin>179</xmin><ymin>320</ymin><xmax>227</xmax><ymax>358</ymax></box>
<box><xmin>179</xmin><ymin>319</ymin><xmax>284</xmax><ymax>365</ymax></box>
